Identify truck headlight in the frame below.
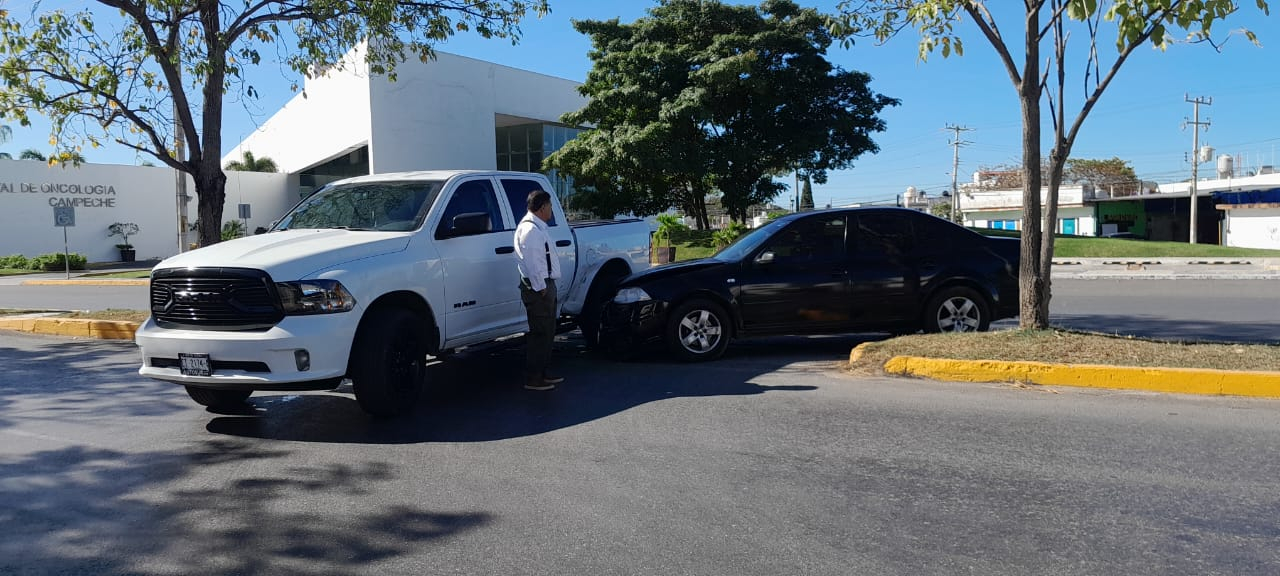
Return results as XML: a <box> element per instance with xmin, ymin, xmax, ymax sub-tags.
<box><xmin>276</xmin><ymin>280</ymin><xmax>356</xmax><ymax>315</ymax></box>
<box><xmin>613</xmin><ymin>287</ymin><xmax>652</xmax><ymax>304</ymax></box>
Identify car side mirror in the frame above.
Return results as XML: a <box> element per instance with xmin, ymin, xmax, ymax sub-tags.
<box><xmin>449</xmin><ymin>212</ymin><xmax>492</xmax><ymax>237</ymax></box>
<box><xmin>754</xmin><ymin>251</ymin><xmax>775</xmax><ymax>266</ymax></box>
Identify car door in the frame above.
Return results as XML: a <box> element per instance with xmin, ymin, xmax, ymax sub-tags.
<box><xmin>497</xmin><ymin>177</ymin><xmax>575</xmax><ymax>307</ymax></box>
<box><xmin>432</xmin><ymin>176</ymin><xmax>522</xmax><ymax>342</ymax></box>
<box><xmin>847</xmin><ymin>211</ymin><xmax>920</xmax><ymax>327</ymax></box>
<box><xmin>735</xmin><ymin>214</ymin><xmax>850</xmax><ymax>334</ymax></box>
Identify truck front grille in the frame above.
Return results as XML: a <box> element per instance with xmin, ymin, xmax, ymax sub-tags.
<box><xmin>150</xmin><ymin>268</ymin><xmax>282</xmax><ymax>330</ymax></box>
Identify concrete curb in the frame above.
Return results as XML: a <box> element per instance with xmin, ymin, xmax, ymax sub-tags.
<box><xmin>0</xmin><ymin>317</ymin><xmax>140</xmax><ymax>340</ymax></box>
<box><xmin>21</xmin><ymin>279</ymin><xmax>149</xmax><ymax>286</ymax></box>
<box><xmin>878</xmin><ymin>354</ymin><xmax>1280</xmax><ymax>398</ymax></box>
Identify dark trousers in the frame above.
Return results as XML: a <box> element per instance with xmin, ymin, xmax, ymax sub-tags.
<box><xmin>520</xmin><ymin>278</ymin><xmax>557</xmax><ymax>380</ymax></box>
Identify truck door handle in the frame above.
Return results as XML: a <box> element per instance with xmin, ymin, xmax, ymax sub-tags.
<box><xmin>495</xmin><ymin>246</ymin><xmax>514</xmax><ymax>254</ymax></box>
<box><xmin>555</xmin><ymin>240</ymin><xmax>572</xmax><ymax>247</ymax></box>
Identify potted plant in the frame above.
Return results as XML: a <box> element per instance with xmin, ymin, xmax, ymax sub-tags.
<box><xmin>653</xmin><ymin>214</ymin><xmax>686</xmax><ymax>264</ymax></box>
<box><xmin>108</xmin><ymin>222</ymin><xmax>140</xmax><ymax>262</ymax></box>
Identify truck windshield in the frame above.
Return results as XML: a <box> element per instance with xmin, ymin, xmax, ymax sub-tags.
<box><xmin>274</xmin><ymin>181</ymin><xmax>445</xmax><ymax>232</ymax></box>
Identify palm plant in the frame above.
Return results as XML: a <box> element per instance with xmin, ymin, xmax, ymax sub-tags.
<box><xmin>0</xmin><ymin>124</ymin><xmax>11</xmax><ymax>159</ymax></box>
<box><xmin>225</xmin><ymin>151</ymin><xmax>278</xmax><ymax>173</ymax></box>
<box><xmin>19</xmin><ymin>149</ymin><xmax>45</xmax><ymax>161</ymax></box>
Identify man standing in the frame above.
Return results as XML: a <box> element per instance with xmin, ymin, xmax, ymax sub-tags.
<box><xmin>514</xmin><ymin>190</ymin><xmax>564</xmax><ymax>391</ymax></box>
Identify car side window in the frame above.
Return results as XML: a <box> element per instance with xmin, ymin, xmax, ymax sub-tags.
<box><xmin>500</xmin><ymin>178</ymin><xmax>558</xmax><ymax>228</ymax></box>
<box><xmin>435</xmin><ymin>179</ymin><xmax>503</xmax><ymax>239</ymax></box>
<box><xmin>854</xmin><ymin>213</ymin><xmax>915</xmax><ymax>257</ymax></box>
<box><xmin>913</xmin><ymin>214</ymin><xmax>976</xmax><ymax>252</ymax></box>
<box><xmin>761</xmin><ymin>216</ymin><xmax>846</xmax><ymax>265</ymax></box>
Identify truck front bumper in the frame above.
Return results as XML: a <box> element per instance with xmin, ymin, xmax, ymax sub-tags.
<box><xmin>135</xmin><ymin>313</ymin><xmax>359</xmax><ymax>390</ymax></box>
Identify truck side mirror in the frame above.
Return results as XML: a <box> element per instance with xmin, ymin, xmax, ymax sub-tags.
<box><xmin>449</xmin><ymin>212</ymin><xmax>492</xmax><ymax>237</ymax></box>
<box><xmin>754</xmin><ymin>251</ymin><xmax>775</xmax><ymax>266</ymax></box>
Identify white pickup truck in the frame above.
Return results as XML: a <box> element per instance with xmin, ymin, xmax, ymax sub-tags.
<box><xmin>135</xmin><ymin>171</ymin><xmax>650</xmax><ymax>416</ymax></box>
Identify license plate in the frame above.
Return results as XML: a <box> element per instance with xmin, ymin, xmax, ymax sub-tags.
<box><xmin>179</xmin><ymin>353</ymin><xmax>211</xmax><ymax>377</ymax></box>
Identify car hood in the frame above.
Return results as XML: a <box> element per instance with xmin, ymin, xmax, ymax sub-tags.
<box><xmin>621</xmin><ymin>258</ymin><xmax>729</xmax><ymax>286</ymax></box>
<box><xmin>153</xmin><ymin>229</ymin><xmax>411</xmax><ymax>281</ymax></box>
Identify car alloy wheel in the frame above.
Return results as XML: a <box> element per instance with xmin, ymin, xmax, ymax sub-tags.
<box><xmin>925</xmin><ymin>287</ymin><xmax>990</xmax><ymax>333</ymax></box>
<box><xmin>665</xmin><ymin>298</ymin><xmax>731</xmax><ymax>361</ymax></box>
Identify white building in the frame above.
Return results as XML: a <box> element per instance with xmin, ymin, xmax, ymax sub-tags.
<box><xmin>958</xmin><ymin>184</ymin><xmax>1097</xmax><ymax>236</ymax></box>
<box><xmin>224</xmin><ymin>45</ymin><xmax>587</xmax><ymax>202</ymax></box>
<box><xmin>1161</xmin><ymin>171</ymin><xmax>1280</xmax><ymax>249</ymax></box>
<box><xmin>0</xmin><ymin>48</ymin><xmax>588</xmax><ymax>263</ymax></box>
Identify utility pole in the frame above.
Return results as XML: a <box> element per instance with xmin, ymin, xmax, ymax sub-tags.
<box><xmin>1183</xmin><ymin>95</ymin><xmax>1211</xmax><ymax>244</ymax></box>
<box><xmin>945</xmin><ymin>124</ymin><xmax>973</xmax><ymax>224</ymax></box>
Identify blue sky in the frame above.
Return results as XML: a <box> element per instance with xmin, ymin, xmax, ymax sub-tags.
<box><xmin>3</xmin><ymin>0</ymin><xmax>1278</xmax><ymax>208</ymax></box>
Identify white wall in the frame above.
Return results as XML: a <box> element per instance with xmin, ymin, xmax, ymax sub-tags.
<box><xmin>1224</xmin><ymin>208</ymin><xmax>1280</xmax><ymax>249</ymax></box>
<box><xmin>367</xmin><ymin>52</ymin><xmax>586</xmax><ymax>173</ymax></box>
<box><xmin>966</xmin><ymin>206</ymin><xmax>1095</xmax><ymax>235</ymax></box>
<box><xmin>221</xmin><ymin>46</ymin><xmax>373</xmax><ymax>174</ymax></box>
<box><xmin>0</xmin><ymin>159</ymin><xmax>292</xmax><ymax>263</ymax></box>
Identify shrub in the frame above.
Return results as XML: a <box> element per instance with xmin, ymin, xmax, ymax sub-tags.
<box><xmin>712</xmin><ymin>221</ymin><xmax>749</xmax><ymax>248</ymax></box>
<box><xmin>0</xmin><ymin>254</ymin><xmax>29</xmax><ymax>269</ymax></box>
<box><xmin>27</xmin><ymin>252</ymin><xmax>87</xmax><ymax>271</ymax></box>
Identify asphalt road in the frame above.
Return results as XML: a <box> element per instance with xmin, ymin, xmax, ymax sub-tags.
<box><xmin>2</xmin><ymin>330</ymin><xmax>1279</xmax><ymax>575</ymax></box>
<box><xmin>1</xmin><ymin>278</ymin><xmax>1277</xmax><ymax>343</ymax></box>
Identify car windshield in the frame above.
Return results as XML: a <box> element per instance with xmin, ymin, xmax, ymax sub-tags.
<box><xmin>711</xmin><ymin>218</ymin><xmax>790</xmax><ymax>262</ymax></box>
<box><xmin>274</xmin><ymin>181</ymin><xmax>445</xmax><ymax>232</ymax></box>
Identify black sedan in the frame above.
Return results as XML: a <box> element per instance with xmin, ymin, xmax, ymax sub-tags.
<box><xmin>600</xmin><ymin>207</ymin><xmax>1021</xmax><ymax>362</ymax></box>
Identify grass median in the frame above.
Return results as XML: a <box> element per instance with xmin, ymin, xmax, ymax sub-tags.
<box><xmin>848</xmin><ymin>329</ymin><xmax>1280</xmax><ymax>374</ymax></box>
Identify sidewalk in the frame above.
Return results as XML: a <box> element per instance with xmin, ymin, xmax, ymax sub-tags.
<box><xmin>0</xmin><ymin>260</ymin><xmax>156</xmax><ymax>286</ymax></box>
<box><xmin>1049</xmin><ymin>257</ymin><xmax>1280</xmax><ymax>280</ymax></box>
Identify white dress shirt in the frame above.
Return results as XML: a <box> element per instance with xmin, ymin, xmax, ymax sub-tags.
<box><xmin>514</xmin><ymin>212</ymin><xmax>562</xmax><ymax>292</ymax></box>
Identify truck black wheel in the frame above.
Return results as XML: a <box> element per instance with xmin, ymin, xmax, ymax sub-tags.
<box><xmin>350</xmin><ymin>307</ymin><xmax>427</xmax><ymax>418</ymax></box>
<box><xmin>579</xmin><ymin>270</ymin><xmax>626</xmax><ymax>350</ymax></box>
<box><xmin>922</xmin><ymin>287</ymin><xmax>991</xmax><ymax>333</ymax></box>
<box><xmin>184</xmin><ymin>386</ymin><xmax>251</xmax><ymax>409</ymax></box>
<box><xmin>665</xmin><ymin>298</ymin><xmax>731</xmax><ymax>362</ymax></box>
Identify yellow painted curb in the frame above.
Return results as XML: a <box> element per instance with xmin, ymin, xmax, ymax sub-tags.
<box><xmin>0</xmin><ymin>317</ymin><xmax>140</xmax><ymax>340</ymax></box>
<box><xmin>22</xmin><ymin>279</ymin><xmax>149</xmax><ymax>286</ymax></box>
<box><xmin>883</xmin><ymin>355</ymin><xmax>1280</xmax><ymax>398</ymax></box>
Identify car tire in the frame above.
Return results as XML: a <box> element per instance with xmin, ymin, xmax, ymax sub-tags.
<box><xmin>923</xmin><ymin>287</ymin><xmax>991</xmax><ymax>333</ymax></box>
<box><xmin>665</xmin><ymin>298</ymin><xmax>731</xmax><ymax>362</ymax></box>
<box><xmin>184</xmin><ymin>386</ymin><xmax>251</xmax><ymax>409</ymax></box>
<box><xmin>579</xmin><ymin>270</ymin><xmax>627</xmax><ymax>350</ymax></box>
<box><xmin>349</xmin><ymin>307</ymin><xmax>427</xmax><ymax>418</ymax></box>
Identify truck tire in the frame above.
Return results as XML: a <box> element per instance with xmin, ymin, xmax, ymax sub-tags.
<box><xmin>184</xmin><ymin>386</ymin><xmax>251</xmax><ymax>409</ymax></box>
<box><xmin>350</xmin><ymin>307</ymin><xmax>427</xmax><ymax>418</ymax></box>
<box><xmin>579</xmin><ymin>270</ymin><xmax>627</xmax><ymax>350</ymax></box>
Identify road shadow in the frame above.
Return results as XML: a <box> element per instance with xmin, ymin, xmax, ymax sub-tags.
<box><xmin>0</xmin><ymin>439</ymin><xmax>490</xmax><ymax>575</ymax></box>
<box><xmin>204</xmin><ymin>331</ymin><xmax>856</xmax><ymax>444</ymax></box>
<box><xmin>0</xmin><ymin>336</ymin><xmax>188</xmax><ymax>431</ymax></box>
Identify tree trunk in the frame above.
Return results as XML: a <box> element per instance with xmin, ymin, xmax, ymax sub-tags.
<box><xmin>1017</xmin><ymin>9</ymin><xmax>1049</xmax><ymax>329</ymax></box>
<box><xmin>1039</xmin><ymin>146</ymin><xmax>1067</xmax><ymax>324</ymax></box>
<box><xmin>194</xmin><ymin>167</ymin><xmax>227</xmax><ymax>247</ymax></box>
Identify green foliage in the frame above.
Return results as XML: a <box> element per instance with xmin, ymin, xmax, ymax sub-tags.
<box><xmin>1064</xmin><ymin>157</ymin><xmax>1138</xmax><ymax>187</ymax></box>
<box><xmin>0</xmin><ymin>254</ymin><xmax>29</xmax><ymax>269</ymax></box>
<box><xmin>18</xmin><ymin>149</ymin><xmax>44</xmax><ymax>161</ymax></box>
<box><xmin>800</xmin><ymin>177</ymin><xmax>815</xmax><ymax>211</ymax></box>
<box><xmin>653</xmin><ymin>214</ymin><xmax>688</xmax><ymax>247</ymax></box>
<box><xmin>928</xmin><ymin>201</ymin><xmax>952</xmax><ymax>220</ymax></box>
<box><xmin>544</xmin><ymin>0</ymin><xmax>898</xmax><ymax>226</ymax></box>
<box><xmin>107</xmin><ymin>222</ymin><xmax>139</xmax><ymax>248</ymax></box>
<box><xmin>0</xmin><ymin>0</ymin><xmax>548</xmax><ymax>247</ymax></box>
<box><xmin>27</xmin><ymin>252</ymin><xmax>87</xmax><ymax>271</ymax></box>
<box><xmin>222</xmin><ymin>220</ymin><xmax>246</xmax><ymax>241</ymax></box>
<box><xmin>712</xmin><ymin>221</ymin><xmax>749</xmax><ymax>248</ymax></box>
<box><xmin>225</xmin><ymin>151</ymin><xmax>279</xmax><ymax>173</ymax></box>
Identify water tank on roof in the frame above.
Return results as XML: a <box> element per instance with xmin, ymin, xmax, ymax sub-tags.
<box><xmin>1217</xmin><ymin>154</ymin><xmax>1234</xmax><ymax>179</ymax></box>
<box><xmin>904</xmin><ymin>186</ymin><xmax>917</xmax><ymax>204</ymax></box>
